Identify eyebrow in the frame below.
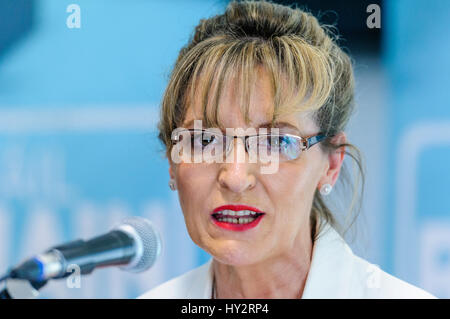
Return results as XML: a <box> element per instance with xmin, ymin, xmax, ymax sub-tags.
<box><xmin>181</xmin><ymin>120</ymin><xmax>300</xmax><ymax>131</ymax></box>
<box><xmin>182</xmin><ymin>119</ymin><xmax>196</xmax><ymax>127</ymax></box>
<box><xmin>256</xmin><ymin>121</ymin><xmax>299</xmax><ymax>131</ymax></box>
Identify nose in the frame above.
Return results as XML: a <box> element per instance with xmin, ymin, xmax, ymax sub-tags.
<box><xmin>217</xmin><ymin>137</ymin><xmax>256</xmax><ymax>194</ymax></box>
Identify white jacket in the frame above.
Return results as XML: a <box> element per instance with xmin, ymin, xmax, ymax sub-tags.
<box><xmin>138</xmin><ymin>222</ymin><xmax>436</xmax><ymax>299</ymax></box>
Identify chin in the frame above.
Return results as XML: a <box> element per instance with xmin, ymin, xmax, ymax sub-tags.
<box><xmin>208</xmin><ymin>240</ymin><xmax>264</xmax><ymax>267</ymax></box>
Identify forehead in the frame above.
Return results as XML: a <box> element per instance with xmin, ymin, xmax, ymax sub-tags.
<box><xmin>183</xmin><ymin>67</ymin><xmax>318</xmax><ymax>134</ymax></box>
<box><xmin>185</xmin><ymin>69</ymin><xmax>270</xmax><ymax>123</ymax></box>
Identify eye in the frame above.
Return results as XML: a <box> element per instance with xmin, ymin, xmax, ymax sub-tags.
<box><xmin>279</xmin><ymin>135</ymin><xmax>302</xmax><ymax>160</ymax></box>
<box><xmin>192</xmin><ymin>131</ymin><xmax>221</xmax><ymax>148</ymax></box>
<box><xmin>258</xmin><ymin>135</ymin><xmax>286</xmax><ymax>148</ymax></box>
<box><xmin>202</xmin><ymin>132</ymin><xmax>217</xmax><ymax>146</ymax></box>
<box><xmin>258</xmin><ymin>134</ymin><xmax>301</xmax><ymax>158</ymax></box>
<box><xmin>278</xmin><ymin>135</ymin><xmax>293</xmax><ymax>148</ymax></box>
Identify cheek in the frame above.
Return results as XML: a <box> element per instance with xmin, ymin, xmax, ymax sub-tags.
<box><xmin>176</xmin><ymin>164</ymin><xmax>215</xmax><ymax>200</ymax></box>
<box><xmin>175</xmin><ymin>164</ymin><xmax>216</xmax><ymax>231</ymax></box>
<box><xmin>264</xmin><ymin>158</ymin><xmax>323</xmax><ymax>220</ymax></box>
<box><xmin>270</xmin><ymin>161</ymin><xmax>319</xmax><ymax>197</ymax></box>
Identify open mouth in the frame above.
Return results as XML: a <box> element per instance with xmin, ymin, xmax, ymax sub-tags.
<box><xmin>211</xmin><ymin>211</ymin><xmax>264</xmax><ymax>224</ymax></box>
<box><xmin>211</xmin><ymin>205</ymin><xmax>265</xmax><ymax>231</ymax></box>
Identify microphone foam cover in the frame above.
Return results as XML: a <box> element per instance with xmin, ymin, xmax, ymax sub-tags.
<box><xmin>119</xmin><ymin>217</ymin><xmax>162</xmax><ymax>273</ymax></box>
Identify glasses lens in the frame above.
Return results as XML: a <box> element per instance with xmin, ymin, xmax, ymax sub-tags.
<box><xmin>191</xmin><ymin>130</ymin><xmax>225</xmax><ymax>162</ymax></box>
<box><xmin>280</xmin><ymin>135</ymin><xmax>302</xmax><ymax>161</ymax></box>
<box><xmin>252</xmin><ymin>134</ymin><xmax>302</xmax><ymax>162</ymax></box>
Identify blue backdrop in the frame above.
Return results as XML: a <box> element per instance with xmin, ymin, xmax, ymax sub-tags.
<box><xmin>385</xmin><ymin>0</ymin><xmax>450</xmax><ymax>297</ymax></box>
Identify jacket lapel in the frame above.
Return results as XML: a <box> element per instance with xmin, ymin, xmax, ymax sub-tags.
<box><xmin>301</xmin><ymin>223</ymin><xmax>357</xmax><ymax>298</ymax></box>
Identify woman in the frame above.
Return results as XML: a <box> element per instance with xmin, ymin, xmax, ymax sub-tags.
<box><xmin>139</xmin><ymin>0</ymin><xmax>435</xmax><ymax>298</ymax></box>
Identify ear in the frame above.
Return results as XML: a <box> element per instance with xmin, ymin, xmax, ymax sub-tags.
<box><xmin>319</xmin><ymin>132</ymin><xmax>346</xmax><ymax>188</ymax></box>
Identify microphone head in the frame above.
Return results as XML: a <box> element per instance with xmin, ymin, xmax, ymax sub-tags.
<box><xmin>115</xmin><ymin>217</ymin><xmax>162</xmax><ymax>273</ymax></box>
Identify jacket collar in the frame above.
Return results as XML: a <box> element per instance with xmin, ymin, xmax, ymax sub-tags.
<box><xmin>191</xmin><ymin>222</ymin><xmax>355</xmax><ymax>298</ymax></box>
<box><xmin>301</xmin><ymin>222</ymin><xmax>356</xmax><ymax>298</ymax></box>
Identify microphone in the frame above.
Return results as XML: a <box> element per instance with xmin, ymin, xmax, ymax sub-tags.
<box><xmin>5</xmin><ymin>216</ymin><xmax>162</xmax><ymax>283</ymax></box>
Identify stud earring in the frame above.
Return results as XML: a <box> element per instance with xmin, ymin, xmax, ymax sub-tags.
<box><xmin>320</xmin><ymin>183</ymin><xmax>332</xmax><ymax>196</ymax></box>
<box><xmin>169</xmin><ymin>179</ymin><xmax>177</xmax><ymax>191</ymax></box>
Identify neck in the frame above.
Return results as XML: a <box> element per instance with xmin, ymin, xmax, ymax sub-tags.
<box><xmin>212</xmin><ymin>227</ymin><xmax>314</xmax><ymax>299</ymax></box>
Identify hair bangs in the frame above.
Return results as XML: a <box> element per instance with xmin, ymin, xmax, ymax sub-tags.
<box><xmin>184</xmin><ymin>38</ymin><xmax>262</xmax><ymax>130</ymax></box>
<box><xmin>268</xmin><ymin>35</ymin><xmax>335</xmax><ymax>120</ymax></box>
<box><xmin>182</xmin><ymin>35</ymin><xmax>334</xmax><ymax>131</ymax></box>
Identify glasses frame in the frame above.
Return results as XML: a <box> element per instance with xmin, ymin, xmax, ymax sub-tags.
<box><xmin>173</xmin><ymin>128</ymin><xmax>327</xmax><ymax>161</ymax></box>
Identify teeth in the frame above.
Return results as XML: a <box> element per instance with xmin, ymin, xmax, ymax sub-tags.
<box><xmin>216</xmin><ymin>210</ymin><xmax>258</xmax><ymax>216</ymax></box>
<box><xmin>216</xmin><ymin>215</ymin><xmax>257</xmax><ymax>224</ymax></box>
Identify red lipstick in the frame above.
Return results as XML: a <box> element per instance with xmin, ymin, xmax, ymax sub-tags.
<box><xmin>211</xmin><ymin>204</ymin><xmax>265</xmax><ymax>231</ymax></box>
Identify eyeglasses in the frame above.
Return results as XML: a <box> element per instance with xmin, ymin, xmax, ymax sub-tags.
<box><xmin>172</xmin><ymin>129</ymin><xmax>326</xmax><ymax>163</ymax></box>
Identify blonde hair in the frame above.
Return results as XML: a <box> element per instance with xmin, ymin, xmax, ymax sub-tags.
<box><xmin>158</xmin><ymin>0</ymin><xmax>364</xmax><ymax>240</ymax></box>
